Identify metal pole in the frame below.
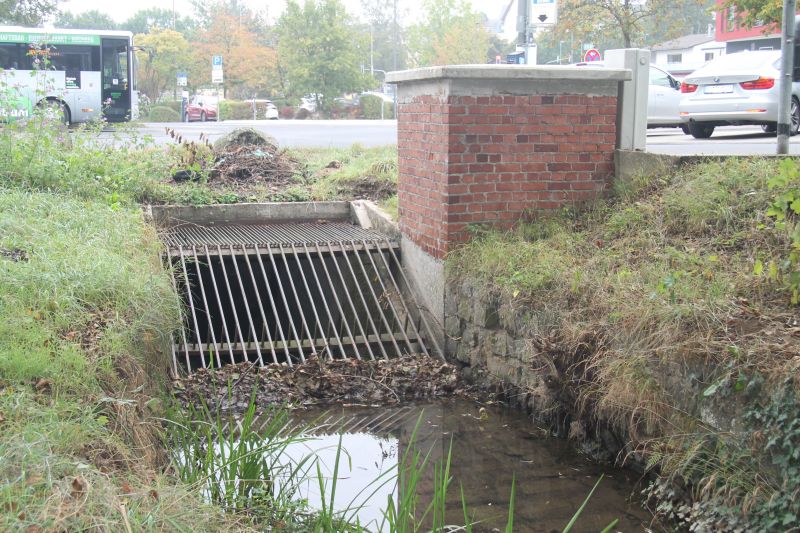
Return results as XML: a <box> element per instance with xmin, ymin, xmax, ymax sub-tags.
<box><xmin>392</xmin><ymin>0</ymin><xmax>398</xmax><ymax>71</ymax></box>
<box><xmin>778</xmin><ymin>0</ymin><xmax>796</xmax><ymax>154</ymax></box>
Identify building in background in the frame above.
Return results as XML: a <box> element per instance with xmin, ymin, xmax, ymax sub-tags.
<box><xmin>650</xmin><ymin>33</ymin><xmax>725</xmax><ymax>77</ymax></box>
<box><xmin>714</xmin><ymin>0</ymin><xmax>780</xmax><ymax>53</ymax></box>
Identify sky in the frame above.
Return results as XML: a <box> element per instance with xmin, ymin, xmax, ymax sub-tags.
<box><xmin>58</xmin><ymin>0</ymin><xmax>514</xmax><ymax>25</ymax></box>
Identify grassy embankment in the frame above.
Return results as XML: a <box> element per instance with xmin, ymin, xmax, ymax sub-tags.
<box><xmin>0</xmin><ymin>120</ymin><xmax>271</xmax><ymax>530</ymax></box>
<box><xmin>0</xmin><ymin>119</ymin><xmax>395</xmax><ymax>530</ymax></box>
<box><xmin>448</xmin><ymin>157</ymin><xmax>800</xmax><ymax>529</ymax></box>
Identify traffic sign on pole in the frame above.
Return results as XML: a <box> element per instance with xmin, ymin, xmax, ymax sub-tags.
<box><xmin>583</xmin><ymin>48</ymin><xmax>602</xmax><ymax>62</ymax></box>
<box><xmin>211</xmin><ymin>55</ymin><xmax>223</xmax><ymax>84</ymax></box>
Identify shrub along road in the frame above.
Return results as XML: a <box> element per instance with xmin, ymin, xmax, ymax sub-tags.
<box><xmin>106</xmin><ymin>121</ymin><xmax>800</xmax><ymax>154</ymax></box>
<box><xmin>123</xmin><ymin>119</ymin><xmax>398</xmax><ymax>148</ymax></box>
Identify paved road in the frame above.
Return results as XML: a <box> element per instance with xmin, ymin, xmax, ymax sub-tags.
<box><xmin>646</xmin><ymin>125</ymin><xmax>800</xmax><ymax>156</ymax></box>
<box><xmin>111</xmin><ymin>120</ymin><xmax>800</xmax><ymax>155</ymax></box>
<box><xmin>125</xmin><ymin>119</ymin><xmax>398</xmax><ymax>148</ymax></box>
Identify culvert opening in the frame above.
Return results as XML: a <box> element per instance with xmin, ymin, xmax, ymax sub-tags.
<box><xmin>161</xmin><ymin>222</ymin><xmax>439</xmax><ymax>374</ymax></box>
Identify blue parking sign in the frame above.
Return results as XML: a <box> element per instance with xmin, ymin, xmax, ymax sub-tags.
<box><xmin>212</xmin><ymin>55</ymin><xmax>223</xmax><ymax>66</ymax></box>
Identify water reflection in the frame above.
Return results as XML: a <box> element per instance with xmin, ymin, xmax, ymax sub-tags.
<box><xmin>282</xmin><ymin>400</ymin><xmax>653</xmax><ymax>532</ymax></box>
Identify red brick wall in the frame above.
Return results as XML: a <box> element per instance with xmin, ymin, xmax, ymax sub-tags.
<box><xmin>397</xmin><ymin>93</ymin><xmax>617</xmax><ymax>260</ymax></box>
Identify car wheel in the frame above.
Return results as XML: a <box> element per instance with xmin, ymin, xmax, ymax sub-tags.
<box><xmin>680</xmin><ymin>124</ymin><xmax>689</xmax><ymax>135</ymax></box>
<box><xmin>200</xmin><ymin>111</ymin><xmax>206</xmax><ymax>122</ymax></box>
<box><xmin>688</xmin><ymin>122</ymin><xmax>714</xmax><ymax>139</ymax></box>
<box><xmin>791</xmin><ymin>97</ymin><xmax>800</xmax><ymax>135</ymax></box>
<box><xmin>761</xmin><ymin>123</ymin><xmax>777</xmax><ymax>134</ymax></box>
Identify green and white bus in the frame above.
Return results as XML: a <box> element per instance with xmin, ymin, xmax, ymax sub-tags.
<box><xmin>0</xmin><ymin>26</ymin><xmax>138</xmax><ymax>123</ymax></box>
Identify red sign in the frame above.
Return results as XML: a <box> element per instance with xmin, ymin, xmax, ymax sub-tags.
<box><xmin>583</xmin><ymin>49</ymin><xmax>602</xmax><ymax>62</ymax></box>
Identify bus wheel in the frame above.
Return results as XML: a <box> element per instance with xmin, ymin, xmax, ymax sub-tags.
<box><xmin>39</xmin><ymin>100</ymin><xmax>70</xmax><ymax>125</ymax></box>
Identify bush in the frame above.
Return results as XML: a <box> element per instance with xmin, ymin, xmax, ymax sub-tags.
<box><xmin>219</xmin><ymin>100</ymin><xmax>275</xmax><ymax>120</ymax></box>
<box><xmin>147</xmin><ymin>105</ymin><xmax>180</xmax><ymax>122</ymax></box>
<box><xmin>359</xmin><ymin>94</ymin><xmax>394</xmax><ymax>119</ymax></box>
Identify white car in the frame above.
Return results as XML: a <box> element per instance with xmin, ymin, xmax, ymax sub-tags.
<box><xmin>575</xmin><ymin>62</ymin><xmax>685</xmax><ymax>132</ymax></box>
<box><xmin>679</xmin><ymin>50</ymin><xmax>800</xmax><ymax>138</ymax></box>
<box><xmin>264</xmin><ymin>100</ymin><xmax>278</xmax><ymax>120</ymax></box>
<box><xmin>647</xmin><ymin>65</ymin><xmax>686</xmax><ymax>132</ymax></box>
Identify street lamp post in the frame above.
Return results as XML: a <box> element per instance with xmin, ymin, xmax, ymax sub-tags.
<box><xmin>559</xmin><ymin>41</ymin><xmax>564</xmax><ymax>64</ymax></box>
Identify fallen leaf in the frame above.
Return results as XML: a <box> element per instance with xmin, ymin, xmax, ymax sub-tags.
<box><xmin>70</xmin><ymin>477</ymin><xmax>87</xmax><ymax>498</ymax></box>
<box><xmin>34</xmin><ymin>378</ymin><xmax>53</xmax><ymax>392</ymax></box>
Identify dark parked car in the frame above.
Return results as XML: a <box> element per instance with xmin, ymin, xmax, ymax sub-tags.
<box><xmin>185</xmin><ymin>97</ymin><xmax>217</xmax><ymax>122</ymax></box>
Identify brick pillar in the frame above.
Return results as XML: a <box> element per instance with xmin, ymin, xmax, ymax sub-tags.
<box><xmin>387</xmin><ymin>65</ymin><xmax>630</xmax><ymax>260</ymax></box>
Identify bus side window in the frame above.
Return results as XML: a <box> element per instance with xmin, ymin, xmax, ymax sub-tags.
<box><xmin>48</xmin><ymin>45</ymin><xmax>94</xmax><ymax>89</ymax></box>
<box><xmin>0</xmin><ymin>43</ymin><xmax>22</xmax><ymax>70</ymax></box>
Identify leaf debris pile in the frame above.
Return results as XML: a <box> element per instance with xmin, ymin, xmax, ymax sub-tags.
<box><xmin>210</xmin><ymin>143</ymin><xmax>298</xmax><ymax>186</ymax></box>
<box><xmin>173</xmin><ymin>355</ymin><xmax>486</xmax><ymax>412</ymax></box>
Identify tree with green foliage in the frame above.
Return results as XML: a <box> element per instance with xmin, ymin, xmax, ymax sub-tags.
<box><xmin>719</xmin><ymin>0</ymin><xmax>782</xmax><ymax>29</ymax></box>
<box><xmin>276</xmin><ymin>0</ymin><xmax>367</xmax><ymax>112</ymax></box>
<box><xmin>535</xmin><ymin>0</ymin><xmax>713</xmax><ymax>64</ymax></box>
<box><xmin>360</xmin><ymin>0</ymin><xmax>407</xmax><ymax>75</ymax></box>
<box><xmin>134</xmin><ymin>29</ymin><xmax>190</xmax><ymax>101</ymax></box>
<box><xmin>54</xmin><ymin>10</ymin><xmax>117</xmax><ymax>30</ymax></box>
<box><xmin>0</xmin><ymin>0</ymin><xmax>61</xmax><ymax>26</ymax></box>
<box><xmin>406</xmin><ymin>0</ymin><xmax>491</xmax><ymax>67</ymax></box>
<box><xmin>123</xmin><ymin>8</ymin><xmax>197</xmax><ymax>36</ymax></box>
<box><xmin>186</xmin><ymin>9</ymin><xmax>277</xmax><ymax>98</ymax></box>
<box><xmin>557</xmin><ymin>0</ymin><xmax>709</xmax><ymax>49</ymax></box>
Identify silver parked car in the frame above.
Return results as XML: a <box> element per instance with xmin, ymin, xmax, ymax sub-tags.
<box><xmin>679</xmin><ymin>50</ymin><xmax>800</xmax><ymax>139</ymax></box>
<box><xmin>647</xmin><ymin>64</ymin><xmax>687</xmax><ymax>132</ymax></box>
<box><xmin>576</xmin><ymin>62</ymin><xmax>686</xmax><ymax>132</ymax></box>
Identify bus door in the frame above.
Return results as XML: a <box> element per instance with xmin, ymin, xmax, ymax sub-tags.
<box><xmin>101</xmin><ymin>38</ymin><xmax>131</xmax><ymax>121</ymax></box>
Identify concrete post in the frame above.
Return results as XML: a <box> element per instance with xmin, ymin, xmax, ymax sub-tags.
<box><xmin>605</xmin><ymin>49</ymin><xmax>649</xmax><ymax>151</ymax></box>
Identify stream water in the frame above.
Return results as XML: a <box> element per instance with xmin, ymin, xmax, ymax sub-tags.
<box><xmin>280</xmin><ymin>399</ymin><xmax>655</xmax><ymax>532</ymax></box>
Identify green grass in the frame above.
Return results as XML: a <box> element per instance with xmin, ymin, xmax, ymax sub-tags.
<box><xmin>0</xmin><ymin>186</ymin><xmax>245</xmax><ymax>530</ymax></box>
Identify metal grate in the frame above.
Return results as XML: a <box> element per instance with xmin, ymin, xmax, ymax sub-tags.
<box><xmin>162</xmin><ymin>223</ymin><xmax>441</xmax><ymax>374</ymax></box>
<box><xmin>161</xmin><ymin>222</ymin><xmax>390</xmax><ymax>250</ymax></box>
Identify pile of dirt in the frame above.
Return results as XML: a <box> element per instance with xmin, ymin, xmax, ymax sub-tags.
<box><xmin>172</xmin><ymin>355</ymin><xmax>488</xmax><ymax>412</ymax></box>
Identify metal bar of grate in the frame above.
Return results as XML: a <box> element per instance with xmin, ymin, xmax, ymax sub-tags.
<box><xmin>178</xmin><ymin>246</ymin><xmax>206</xmax><ymax>368</ymax></box>
<box><xmin>160</xmin><ymin>222</ymin><xmax>393</xmax><ymax>249</ymax></box>
<box><xmin>253</xmin><ymin>244</ymin><xmax>293</xmax><ymax>365</ymax></box>
<box><xmin>191</xmin><ymin>247</ymin><xmax>222</xmax><ymax>368</ymax></box>
<box><xmin>227</xmin><ymin>244</ymin><xmax>264</xmax><ymax>367</ymax></box>
<box><xmin>203</xmin><ymin>245</ymin><xmax>236</xmax><ymax>366</ymax></box>
<box><xmin>289</xmin><ymin>243</ymin><xmax>333</xmax><ymax>360</ymax></box>
<box><xmin>383</xmin><ymin>239</ymin><xmax>444</xmax><ymax>361</ymax></box>
<box><xmin>336</xmin><ymin>240</ymin><xmax>390</xmax><ymax>360</ymax></box>
<box><xmin>346</xmin><ymin>240</ymin><xmax>403</xmax><ymax>358</ymax></box>
<box><xmin>373</xmin><ymin>241</ymin><xmax>430</xmax><ymax>359</ymax></box>
<box><xmin>267</xmin><ymin>245</ymin><xmax>306</xmax><ymax>363</ymax></box>
<box><xmin>241</xmin><ymin>251</ymin><xmax>279</xmax><ymax>365</ymax></box>
<box><xmin>215</xmin><ymin>245</ymin><xmax>250</xmax><ymax>362</ymax></box>
<box><xmin>301</xmin><ymin>243</ymin><xmax>347</xmax><ymax>359</ymax></box>
<box><xmin>180</xmin><ymin>332</ymin><xmax>420</xmax><ymax>356</ymax></box>
<box><xmin>360</xmin><ymin>240</ymin><xmax>415</xmax><ymax>354</ymax></box>
<box><xmin>278</xmin><ymin>243</ymin><xmax>318</xmax><ymax>359</ymax></box>
<box><xmin>322</xmin><ymin>242</ymin><xmax>374</xmax><ymax>360</ymax></box>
